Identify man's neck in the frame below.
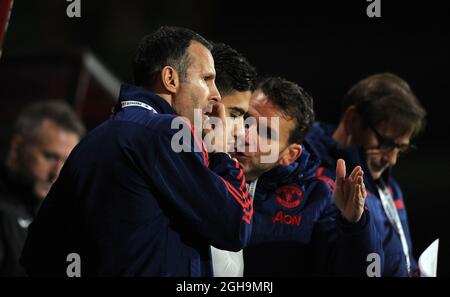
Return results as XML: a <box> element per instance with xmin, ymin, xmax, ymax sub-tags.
<box><xmin>155</xmin><ymin>92</ymin><xmax>172</xmax><ymax>107</ymax></box>
<box><xmin>148</xmin><ymin>84</ymin><xmax>173</xmax><ymax>107</ymax></box>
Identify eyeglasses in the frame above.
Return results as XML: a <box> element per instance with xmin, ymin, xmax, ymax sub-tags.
<box><xmin>367</xmin><ymin>125</ymin><xmax>416</xmax><ymax>154</ymax></box>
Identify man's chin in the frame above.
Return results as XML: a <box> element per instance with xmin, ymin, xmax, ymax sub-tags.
<box><xmin>234</xmin><ymin>153</ymin><xmax>249</xmax><ymax>164</ymax></box>
<box><xmin>369</xmin><ymin>167</ymin><xmax>387</xmax><ymax>181</ymax></box>
<box><xmin>370</xmin><ymin>172</ymin><xmax>382</xmax><ymax>181</ymax></box>
<box><xmin>34</xmin><ymin>183</ymin><xmax>52</xmax><ymax>200</ymax></box>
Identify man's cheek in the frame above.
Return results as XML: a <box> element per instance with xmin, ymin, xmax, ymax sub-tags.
<box><xmin>368</xmin><ymin>155</ymin><xmax>379</xmax><ymax>166</ymax></box>
<box><xmin>34</xmin><ymin>181</ymin><xmax>52</xmax><ymax>200</ymax></box>
<box><xmin>31</xmin><ymin>160</ymin><xmax>52</xmax><ymax>181</ymax></box>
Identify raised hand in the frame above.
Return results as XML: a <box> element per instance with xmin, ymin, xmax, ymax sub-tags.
<box><xmin>333</xmin><ymin>159</ymin><xmax>367</xmax><ymax>223</ymax></box>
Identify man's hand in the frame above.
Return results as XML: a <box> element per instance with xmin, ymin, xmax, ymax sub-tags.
<box><xmin>203</xmin><ymin>101</ymin><xmax>228</xmax><ymax>153</ymax></box>
<box><xmin>333</xmin><ymin>159</ymin><xmax>367</xmax><ymax>223</ymax></box>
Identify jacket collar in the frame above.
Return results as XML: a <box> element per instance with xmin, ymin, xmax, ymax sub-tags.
<box><xmin>257</xmin><ymin>142</ymin><xmax>321</xmax><ymax>191</ymax></box>
<box><xmin>118</xmin><ymin>84</ymin><xmax>177</xmax><ymax>115</ymax></box>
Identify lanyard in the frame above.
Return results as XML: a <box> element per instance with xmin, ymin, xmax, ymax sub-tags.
<box><xmin>377</xmin><ymin>180</ymin><xmax>411</xmax><ymax>275</ymax></box>
<box><xmin>120</xmin><ymin>100</ymin><xmax>158</xmax><ymax>114</ymax></box>
<box><xmin>248</xmin><ymin>178</ymin><xmax>259</xmax><ymax>199</ymax></box>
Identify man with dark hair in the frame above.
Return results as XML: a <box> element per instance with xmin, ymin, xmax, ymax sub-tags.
<box><xmin>21</xmin><ymin>26</ymin><xmax>253</xmax><ymax>276</ymax></box>
<box><xmin>238</xmin><ymin>77</ymin><xmax>382</xmax><ymax>276</ymax></box>
<box><xmin>0</xmin><ymin>100</ymin><xmax>84</xmax><ymax>276</ymax></box>
<box><xmin>209</xmin><ymin>42</ymin><xmax>257</xmax><ymax>276</ymax></box>
<box><xmin>307</xmin><ymin>73</ymin><xmax>426</xmax><ymax>276</ymax></box>
<box><xmin>211</xmin><ymin>42</ymin><xmax>256</xmax><ymax>119</ymax></box>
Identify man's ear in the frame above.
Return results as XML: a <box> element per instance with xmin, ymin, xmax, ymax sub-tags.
<box><xmin>343</xmin><ymin>106</ymin><xmax>362</xmax><ymax>144</ymax></box>
<box><xmin>160</xmin><ymin>66</ymin><xmax>179</xmax><ymax>94</ymax></box>
<box><xmin>278</xmin><ymin>143</ymin><xmax>302</xmax><ymax>167</ymax></box>
<box><xmin>7</xmin><ymin>134</ymin><xmax>25</xmax><ymax>164</ymax></box>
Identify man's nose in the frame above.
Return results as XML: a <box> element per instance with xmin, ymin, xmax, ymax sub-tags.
<box><xmin>244</xmin><ymin>125</ymin><xmax>251</xmax><ymax>145</ymax></box>
<box><xmin>210</xmin><ymin>83</ymin><xmax>221</xmax><ymax>102</ymax></box>
<box><xmin>383</xmin><ymin>149</ymin><xmax>399</xmax><ymax>166</ymax></box>
<box><xmin>245</xmin><ymin>124</ymin><xmax>259</xmax><ymax>146</ymax></box>
<box><xmin>233</xmin><ymin>118</ymin><xmax>245</xmax><ymax>140</ymax></box>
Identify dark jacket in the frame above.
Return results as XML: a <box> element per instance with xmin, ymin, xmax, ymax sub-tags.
<box><xmin>20</xmin><ymin>84</ymin><xmax>253</xmax><ymax>277</ymax></box>
<box><xmin>0</xmin><ymin>163</ymin><xmax>40</xmax><ymax>276</ymax></box>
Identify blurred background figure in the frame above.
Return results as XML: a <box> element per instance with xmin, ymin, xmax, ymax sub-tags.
<box><xmin>307</xmin><ymin>73</ymin><xmax>426</xmax><ymax>276</ymax></box>
<box><xmin>0</xmin><ymin>100</ymin><xmax>85</xmax><ymax>276</ymax></box>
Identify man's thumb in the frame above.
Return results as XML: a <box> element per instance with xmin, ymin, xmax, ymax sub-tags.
<box><xmin>335</xmin><ymin>159</ymin><xmax>346</xmax><ymax>188</ymax></box>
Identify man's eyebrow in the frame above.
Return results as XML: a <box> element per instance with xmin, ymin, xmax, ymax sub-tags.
<box><xmin>244</xmin><ymin>110</ymin><xmax>253</xmax><ymax>118</ymax></box>
<box><xmin>204</xmin><ymin>71</ymin><xmax>216</xmax><ymax>79</ymax></box>
<box><xmin>228</xmin><ymin>107</ymin><xmax>246</xmax><ymax>116</ymax></box>
<box><xmin>43</xmin><ymin>150</ymin><xmax>62</xmax><ymax>160</ymax></box>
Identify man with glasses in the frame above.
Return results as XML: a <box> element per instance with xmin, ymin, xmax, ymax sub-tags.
<box><xmin>238</xmin><ymin>77</ymin><xmax>382</xmax><ymax>276</ymax></box>
<box><xmin>307</xmin><ymin>73</ymin><xmax>427</xmax><ymax>276</ymax></box>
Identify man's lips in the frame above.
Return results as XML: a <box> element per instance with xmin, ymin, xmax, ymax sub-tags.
<box><xmin>370</xmin><ymin>161</ymin><xmax>388</xmax><ymax>172</ymax></box>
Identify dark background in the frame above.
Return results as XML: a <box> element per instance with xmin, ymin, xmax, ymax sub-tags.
<box><xmin>1</xmin><ymin>0</ymin><xmax>449</xmax><ymax>276</ymax></box>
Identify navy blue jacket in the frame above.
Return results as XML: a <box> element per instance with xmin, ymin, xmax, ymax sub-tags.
<box><xmin>244</xmin><ymin>142</ymin><xmax>383</xmax><ymax>276</ymax></box>
<box><xmin>20</xmin><ymin>84</ymin><xmax>253</xmax><ymax>276</ymax></box>
<box><xmin>306</xmin><ymin>122</ymin><xmax>417</xmax><ymax>276</ymax></box>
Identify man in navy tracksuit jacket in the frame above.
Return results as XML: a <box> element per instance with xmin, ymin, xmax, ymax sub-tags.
<box><xmin>239</xmin><ymin>77</ymin><xmax>383</xmax><ymax>276</ymax></box>
<box><xmin>244</xmin><ymin>141</ymin><xmax>383</xmax><ymax>276</ymax></box>
<box><xmin>20</xmin><ymin>27</ymin><xmax>253</xmax><ymax>276</ymax></box>
<box><xmin>305</xmin><ymin>73</ymin><xmax>426</xmax><ymax>276</ymax></box>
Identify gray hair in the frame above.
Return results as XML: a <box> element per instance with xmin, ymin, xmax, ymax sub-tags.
<box><xmin>12</xmin><ymin>100</ymin><xmax>86</xmax><ymax>140</ymax></box>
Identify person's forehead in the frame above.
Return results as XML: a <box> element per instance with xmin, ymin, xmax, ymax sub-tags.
<box><xmin>248</xmin><ymin>90</ymin><xmax>286</xmax><ymax>119</ymax></box>
<box><xmin>187</xmin><ymin>41</ymin><xmax>215</xmax><ymax>73</ymax></box>
<box><xmin>34</xmin><ymin>119</ymin><xmax>79</xmax><ymax>145</ymax></box>
<box><xmin>375</xmin><ymin>121</ymin><xmax>413</xmax><ymax>143</ymax></box>
<box><xmin>248</xmin><ymin>90</ymin><xmax>296</xmax><ymax>138</ymax></box>
<box><xmin>222</xmin><ymin>91</ymin><xmax>251</xmax><ymax>109</ymax></box>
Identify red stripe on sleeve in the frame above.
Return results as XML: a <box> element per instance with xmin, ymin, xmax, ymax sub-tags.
<box><xmin>394</xmin><ymin>199</ymin><xmax>405</xmax><ymax>209</ymax></box>
<box><xmin>178</xmin><ymin>117</ymin><xmax>208</xmax><ymax>166</ymax></box>
<box><xmin>316</xmin><ymin>166</ymin><xmax>325</xmax><ymax>176</ymax></box>
<box><xmin>239</xmin><ymin>175</ymin><xmax>246</xmax><ymax>190</ymax></box>
<box><xmin>219</xmin><ymin>177</ymin><xmax>252</xmax><ymax>209</ymax></box>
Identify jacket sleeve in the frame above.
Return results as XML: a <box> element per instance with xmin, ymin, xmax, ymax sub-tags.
<box><xmin>311</xmin><ymin>180</ymin><xmax>385</xmax><ymax>276</ymax></box>
<box><xmin>139</xmin><ymin>124</ymin><xmax>253</xmax><ymax>251</ymax></box>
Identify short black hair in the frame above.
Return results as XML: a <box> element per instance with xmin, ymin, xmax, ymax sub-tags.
<box><xmin>12</xmin><ymin>100</ymin><xmax>85</xmax><ymax>139</ymax></box>
<box><xmin>133</xmin><ymin>26</ymin><xmax>212</xmax><ymax>86</ymax></box>
<box><xmin>257</xmin><ymin>77</ymin><xmax>315</xmax><ymax>144</ymax></box>
<box><xmin>342</xmin><ymin>73</ymin><xmax>426</xmax><ymax>136</ymax></box>
<box><xmin>211</xmin><ymin>43</ymin><xmax>257</xmax><ymax>95</ymax></box>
